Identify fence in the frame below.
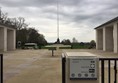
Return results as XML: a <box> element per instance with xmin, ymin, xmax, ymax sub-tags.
<box><xmin>99</xmin><ymin>58</ymin><xmax>118</xmax><ymax>83</ymax></box>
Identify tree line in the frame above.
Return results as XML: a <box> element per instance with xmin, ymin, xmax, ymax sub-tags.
<box><xmin>61</xmin><ymin>38</ymin><xmax>96</xmax><ymax>49</ymax></box>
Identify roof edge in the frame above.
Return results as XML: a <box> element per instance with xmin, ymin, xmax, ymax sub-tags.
<box><xmin>94</xmin><ymin>16</ymin><xmax>118</xmax><ymax>29</ymax></box>
<box><xmin>0</xmin><ymin>22</ymin><xmax>17</xmax><ymax>29</ymax></box>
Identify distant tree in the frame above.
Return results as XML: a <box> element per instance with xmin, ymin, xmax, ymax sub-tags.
<box><xmin>16</xmin><ymin>28</ymin><xmax>29</xmax><ymax>46</ymax></box>
<box><xmin>79</xmin><ymin>42</ymin><xmax>84</xmax><ymax>45</ymax></box>
<box><xmin>9</xmin><ymin>17</ymin><xmax>29</xmax><ymax>30</ymax></box>
<box><xmin>90</xmin><ymin>40</ymin><xmax>96</xmax><ymax>46</ymax></box>
<box><xmin>89</xmin><ymin>40</ymin><xmax>96</xmax><ymax>49</ymax></box>
<box><xmin>2</xmin><ymin>13</ymin><xmax>8</xmax><ymax>20</ymax></box>
<box><xmin>16</xmin><ymin>27</ymin><xmax>47</xmax><ymax>47</ymax></box>
<box><xmin>72</xmin><ymin>37</ymin><xmax>78</xmax><ymax>43</ymax></box>
<box><xmin>61</xmin><ymin>39</ymin><xmax>71</xmax><ymax>45</ymax></box>
<box><xmin>0</xmin><ymin>7</ymin><xmax>8</xmax><ymax>23</ymax></box>
<box><xmin>16</xmin><ymin>17</ymin><xmax>29</xmax><ymax>30</ymax></box>
<box><xmin>27</xmin><ymin>28</ymin><xmax>47</xmax><ymax>45</ymax></box>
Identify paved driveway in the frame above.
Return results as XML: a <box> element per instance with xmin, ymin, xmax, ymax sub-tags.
<box><xmin>3</xmin><ymin>49</ymin><xmax>62</xmax><ymax>83</ymax></box>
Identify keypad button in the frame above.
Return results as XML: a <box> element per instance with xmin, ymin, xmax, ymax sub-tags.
<box><xmin>91</xmin><ymin>74</ymin><xmax>95</xmax><ymax>77</ymax></box>
<box><xmin>71</xmin><ymin>73</ymin><xmax>75</xmax><ymax>77</ymax></box>
<box><xmin>90</xmin><ymin>64</ymin><xmax>95</xmax><ymax>68</ymax></box>
<box><xmin>85</xmin><ymin>74</ymin><xmax>88</xmax><ymax>77</ymax></box>
<box><xmin>78</xmin><ymin>74</ymin><xmax>81</xmax><ymax>77</ymax></box>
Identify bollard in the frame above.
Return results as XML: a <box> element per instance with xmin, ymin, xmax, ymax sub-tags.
<box><xmin>48</xmin><ymin>47</ymin><xmax>56</xmax><ymax>56</ymax></box>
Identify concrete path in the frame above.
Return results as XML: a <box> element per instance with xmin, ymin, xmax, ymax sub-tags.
<box><xmin>3</xmin><ymin>50</ymin><xmax>62</xmax><ymax>83</ymax></box>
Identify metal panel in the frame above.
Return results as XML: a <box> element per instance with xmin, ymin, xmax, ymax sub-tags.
<box><xmin>69</xmin><ymin>57</ymin><xmax>98</xmax><ymax>80</ymax></box>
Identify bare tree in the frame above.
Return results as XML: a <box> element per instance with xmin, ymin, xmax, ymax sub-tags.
<box><xmin>0</xmin><ymin>7</ymin><xmax>9</xmax><ymax>23</ymax></box>
<box><xmin>1</xmin><ymin>13</ymin><xmax>8</xmax><ymax>23</ymax></box>
<box><xmin>8</xmin><ymin>17</ymin><xmax>29</xmax><ymax>29</ymax></box>
<box><xmin>17</xmin><ymin>17</ymin><xmax>25</xmax><ymax>29</ymax></box>
<box><xmin>0</xmin><ymin>7</ymin><xmax>28</xmax><ymax>29</ymax></box>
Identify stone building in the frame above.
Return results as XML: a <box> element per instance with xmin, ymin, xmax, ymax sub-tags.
<box><xmin>95</xmin><ymin>17</ymin><xmax>118</xmax><ymax>53</ymax></box>
<box><xmin>0</xmin><ymin>23</ymin><xmax>16</xmax><ymax>51</ymax></box>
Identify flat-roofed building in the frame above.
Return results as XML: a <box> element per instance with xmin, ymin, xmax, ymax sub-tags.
<box><xmin>95</xmin><ymin>17</ymin><xmax>118</xmax><ymax>53</ymax></box>
<box><xmin>0</xmin><ymin>22</ymin><xmax>16</xmax><ymax>51</ymax></box>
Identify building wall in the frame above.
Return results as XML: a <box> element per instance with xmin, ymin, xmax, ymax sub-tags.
<box><xmin>3</xmin><ymin>27</ymin><xmax>7</xmax><ymax>51</ymax></box>
<box><xmin>105</xmin><ymin>26</ymin><xmax>113</xmax><ymax>51</ymax></box>
<box><xmin>0</xmin><ymin>27</ymin><xmax>7</xmax><ymax>51</ymax></box>
<box><xmin>0</xmin><ymin>27</ymin><xmax>4</xmax><ymax>50</ymax></box>
<box><xmin>7</xmin><ymin>29</ymin><xmax>16</xmax><ymax>50</ymax></box>
<box><xmin>0</xmin><ymin>25</ymin><xmax>16</xmax><ymax>51</ymax></box>
<box><xmin>113</xmin><ymin>23</ymin><xmax>118</xmax><ymax>53</ymax></box>
<box><xmin>96</xmin><ymin>22</ymin><xmax>118</xmax><ymax>53</ymax></box>
<box><xmin>96</xmin><ymin>29</ymin><xmax>103</xmax><ymax>50</ymax></box>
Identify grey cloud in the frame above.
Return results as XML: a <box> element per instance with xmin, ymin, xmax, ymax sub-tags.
<box><xmin>0</xmin><ymin>0</ymin><xmax>57</xmax><ymax>7</ymax></box>
<box><xmin>0</xmin><ymin>0</ymin><xmax>87</xmax><ymax>8</ymax></box>
<box><xmin>1</xmin><ymin>0</ymin><xmax>118</xmax><ymax>42</ymax></box>
<box><xmin>1</xmin><ymin>0</ymin><xmax>118</xmax><ymax>28</ymax></box>
<box><xmin>67</xmin><ymin>0</ymin><xmax>118</xmax><ymax>27</ymax></box>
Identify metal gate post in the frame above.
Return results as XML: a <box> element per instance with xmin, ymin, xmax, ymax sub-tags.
<box><xmin>62</xmin><ymin>54</ymin><xmax>66</xmax><ymax>83</ymax></box>
<box><xmin>114</xmin><ymin>60</ymin><xmax>117</xmax><ymax>83</ymax></box>
<box><xmin>101</xmin><ymin>60</ymin><xmax>105</xmax><ymax>83</ymax></box>
<box><xmin>0</xmin><ymin>54</ymin><xmax>3</xmax><ymax>83</ymax></box>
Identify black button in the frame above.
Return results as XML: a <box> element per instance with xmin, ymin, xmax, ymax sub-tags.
<box><xmin>78</xmin><ymin>74</ymin><xmax>81</xmax><ymax>77</ymax></box>
<box><xmin>85</xmin><ymin>74</ymin><xmax>88</xmax><ymax>77</ymax></box>
<box><xmin>91</xmin><ymin>74</ymin><xmax>95</xmax><ymax>77</ymax></box>
<box><xmin>91</xmin><ymin>61</ymin><xmax>95</xmax><ymax>63</ymax></box>
<box><xmin>71</xmin><ymin>73</ymin><xmax>75</xmax><ymax>77</ymax></box>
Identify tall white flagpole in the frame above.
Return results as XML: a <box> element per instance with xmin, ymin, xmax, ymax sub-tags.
<box><xmin>56</xmin><ymin>0</ymin><xmax>60</xmax><ymax>43</ymax></box>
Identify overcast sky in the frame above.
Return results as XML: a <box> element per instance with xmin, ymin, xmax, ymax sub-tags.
<box><xmin>0</xmin><ymin>0</ymin><xmax>118</xmax><ymax>42</ymax></box>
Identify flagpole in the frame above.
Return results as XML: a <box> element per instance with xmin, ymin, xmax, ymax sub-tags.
<box><xmin>0</xmin><ymin>7</ymin><xmax>1</xmax><ymax>18</ymax></box>
<box><xmin>57</xmin><ymin>0</ymin><xmax>59</xmax><ymax>39</ymax></box>
<box><xmin>56</xmin><ymin>0</ymin><xmax>60</xmax><ymax>43</ymax></box>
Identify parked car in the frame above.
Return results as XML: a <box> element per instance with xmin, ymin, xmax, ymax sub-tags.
<box><xmin>24</xmin><ymin>43</ymin><xmax>38</xmax><ymax>49</ymax></box>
